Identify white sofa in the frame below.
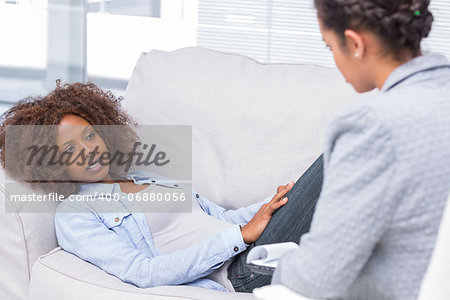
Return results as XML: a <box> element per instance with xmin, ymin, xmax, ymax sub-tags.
<box><xmin>1</xmin><ymin>47</ymin><xmax>371</xmax><ymax>300</ymax></box>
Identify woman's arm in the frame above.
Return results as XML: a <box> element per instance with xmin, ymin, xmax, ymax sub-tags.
<box><xmin>55</xmin><ymin>202</ymin><xmax>247</xmax><ymax>289</ymax></box>
<box><xmin>194</xmin><ymin>190</ymin><xmax>272</xmax><ymax>224</ymax></box>
<box><xmin>195</xmin><ymin>184</ymin><xmax>293</xmax><ymax>244</ymax></box>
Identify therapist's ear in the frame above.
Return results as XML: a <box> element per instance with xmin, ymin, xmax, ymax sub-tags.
<box><xmin>344</xmin><ymin>29</ymin><xmax>365</xmax><ymax>59</ymax></box>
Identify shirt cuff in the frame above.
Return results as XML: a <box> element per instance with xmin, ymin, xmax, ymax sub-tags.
<box><xmin>221</xmin><ymin>224</ymin><xmax>249</xmax><ymax>256</ymax></box>
<box><xmin>237</xmin><ymin>224</ymin><xmax>250</xmax><ymax>247</ymax></box>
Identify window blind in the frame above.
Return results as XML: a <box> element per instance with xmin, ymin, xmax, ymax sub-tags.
<box><xmin>197</xmin><ymin>0</ymin><xmax>450</xmax><ymax>67</ymax></box>
<box><xmin>424</xmin><ymin>0</ymin><xmax>450</xmax><ymax>58</ymax></box>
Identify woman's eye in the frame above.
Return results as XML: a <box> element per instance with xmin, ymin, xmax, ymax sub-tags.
<box><xmin>64</xmin><ymin>145</ymin><xmax>75</xmax><ymax>153</ymax></box>
<box><xmin>86</xmin><ymin>132</ymin><xmax>95</xmax><ymax>140</ymax></box>
<box><xmin>325</xmin><ymin>44</ymin><xmax>332</xmax><ymax>51</ymax></box>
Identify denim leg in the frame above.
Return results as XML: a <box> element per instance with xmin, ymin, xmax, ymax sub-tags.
<box><xmin>228</xmin><ymin>154</ymin><xmax>324</xmax><ymax>293</ymax></box>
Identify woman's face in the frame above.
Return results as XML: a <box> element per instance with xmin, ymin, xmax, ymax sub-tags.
<box><xmin>56</xmin><ymin>114</ymin><xmax>110</xmax><ymax>182</ymax></box>
<box><xmin>318</xmin><ymin>17</ymin><xmax>376</xmax><ymax>93</ymax></box>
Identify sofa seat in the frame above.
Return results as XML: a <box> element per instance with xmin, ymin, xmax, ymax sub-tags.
<box><xmin>30</xmin><ymin>248</ymin><xmax>255</xmax><ymax>300</ymax></box>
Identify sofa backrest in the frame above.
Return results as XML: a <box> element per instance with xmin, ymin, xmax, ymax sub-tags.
<box><xmin>124</xmin><ymin>47</ymin><xmax>372</xmax><ymax>209</ymax></box>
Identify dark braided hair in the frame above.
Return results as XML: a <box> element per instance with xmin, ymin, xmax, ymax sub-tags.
<box><xmin>315</xmin><ymin>0</ymin><xmax>434</xmax><ymax>60</ymax></box>
<box><xmin>0</xmin><ymin>81</ymin><xmax>139</xmax><ymax>197</ymax></box>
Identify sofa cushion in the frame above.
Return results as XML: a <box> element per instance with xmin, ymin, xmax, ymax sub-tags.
<box><xmin>0</xmin><ymin>170</ymin><xmax>29</xmax><ymax>300</ymax></box>
<box><xmin>30</xmin><ymin>248</ymin><xmax>255</xmax><ymax>300</ymax></box>
<box><xmin>0</xmin><ymin>168</ymin><xmax>59</xmax><ymax>300</ymax></box>
<box><xmin>124</xmin><ymin>47</ymin><xmax>372</xmax><ymax>209</ymax></box>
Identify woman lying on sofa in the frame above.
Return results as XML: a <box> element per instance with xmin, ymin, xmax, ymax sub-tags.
<box><xmin>0</xmin><ymin>81</ymin><xmax>323</xmax><ymax>293</ymax></box>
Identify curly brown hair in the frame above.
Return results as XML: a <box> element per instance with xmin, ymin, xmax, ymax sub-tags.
<box><xmin>315</xmin><ymin>0</ymin><xmax>434</xmax><ymax>61</ymax></box>
<box><xmin>0</xmin><ymin>81</ymin><xmax>139</xmax><ymax>197</ymax></box>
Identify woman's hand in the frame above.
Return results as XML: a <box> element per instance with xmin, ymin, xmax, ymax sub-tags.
<box><xmin>240</xmin><ymin>181</ymin><xmax>294</xmax><ymax>244</ymax></box>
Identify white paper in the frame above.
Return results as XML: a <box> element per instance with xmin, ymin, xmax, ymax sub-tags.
<box><xmin>246</xmin><ymin>242</ymin><xmax>299</xmax><ymax>268</ymax></box>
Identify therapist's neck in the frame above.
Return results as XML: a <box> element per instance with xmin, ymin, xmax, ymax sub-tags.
<box><xmin>371</xmin><ymin>51</ymin><xmax>419</xmax><ymax>90</ymax></box>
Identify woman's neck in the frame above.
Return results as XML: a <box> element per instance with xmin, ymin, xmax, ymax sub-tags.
<box><xmin>98</xmin><ymin>173</ymin><xmax>128</xmax><ymax>184</ymax></box>
<box><xmin>373</xmin><ymin>52</ymin><xmax>419</xmax><ymax>90</ymax></box>
<box><xmin>93</xmin><ymin>174</ymin><xmax>147</xmax><ymax>193</ymax></box>
<box><xmin>374</xmin><ymin>61</ymin><xmax>403</xmax><ymax>90</ymax></box>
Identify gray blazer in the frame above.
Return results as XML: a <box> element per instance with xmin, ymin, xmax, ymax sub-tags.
<box><xmin>272</xmin><ymin>53</ymin><xmax>450</xmax><ymax>300</ymax></box>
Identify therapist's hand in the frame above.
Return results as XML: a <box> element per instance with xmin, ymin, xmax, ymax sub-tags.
<box><xmin>240</xmin><ymin>181</ymin><xmax>294</xmax><ymax>244</ymax></box>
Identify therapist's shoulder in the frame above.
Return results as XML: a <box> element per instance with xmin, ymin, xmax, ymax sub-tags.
<box><xmin>327</xmin><ymin>96</ymin><xmax>391</xmax><ymax>135</ymax></box>
<box><xmin>322</xmin><ymin>95</ymin><xmax>398</xmax><ymax>163</ymax></box>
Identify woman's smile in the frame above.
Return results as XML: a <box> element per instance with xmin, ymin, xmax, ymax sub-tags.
<box><xmin>85</xmin><ymin>158</ymin><xmax>102</xmax><ymax>172</ymax></box>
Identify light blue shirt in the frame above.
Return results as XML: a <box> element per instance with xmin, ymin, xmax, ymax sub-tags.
<box><xmin>55</xmin><ymin>170</ymin><xmax>269</xmax><ymax>291</ymax></box>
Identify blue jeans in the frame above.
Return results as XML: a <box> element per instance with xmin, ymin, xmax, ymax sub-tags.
<box><xmin>227</xmin><ymin>154</ymin><xmax>324</xmax><ymax>292</ymax></box>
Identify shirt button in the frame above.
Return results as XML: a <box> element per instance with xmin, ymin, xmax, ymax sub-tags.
<box><xmin>195</xmin><ymin>194</ymin><xmax>200</xmax><ymax>198</ymax></box>
<box><xmin>114</xmin><ymin>217</ymin><xmax>120</xmax><ymax>222</ymax></box>
<box><xmin>234</xmin><ymin>246</ymin><xmax>239</xmax><ymax>252</ymax></box>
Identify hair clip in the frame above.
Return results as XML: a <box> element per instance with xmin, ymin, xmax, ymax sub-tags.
<box><xmin>414</xmin><ymin>10</ymin><xmax>421</xmax><ymax>17</ymax></box>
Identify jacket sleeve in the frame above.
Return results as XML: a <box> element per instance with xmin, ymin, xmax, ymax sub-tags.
<box><xmin>272</xmin><ymin>106</ymin><xmax>398</xmax><ymax>299</ymax></box>
<box><xmin>193</xmin><ymin>189</ymin><xmax>271</xmax><ymax>224</ymax></box>
<box><xmin>55</xmin><ymin>202</ymin><xmax>247</xmax><ymax>289</ymax></box>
